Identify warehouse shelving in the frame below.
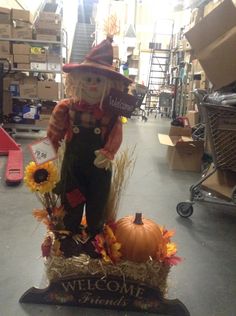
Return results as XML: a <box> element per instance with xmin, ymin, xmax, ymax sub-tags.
<box><xmin>1</xmin><ymin>29</ymin><xmax>68</xmax><ymax>137</ymax></box>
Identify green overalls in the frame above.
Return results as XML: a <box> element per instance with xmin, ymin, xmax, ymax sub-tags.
<box><xmin>58</xmin><ymin>110</ymin><xmax>112</xmax><ymax>236</ymax></box>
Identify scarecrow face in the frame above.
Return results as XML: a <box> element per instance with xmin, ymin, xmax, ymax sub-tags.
<box><xmin>80</xmin><ymin>72</ymin><xmax>108</xmax><ymax>105</ymax></box>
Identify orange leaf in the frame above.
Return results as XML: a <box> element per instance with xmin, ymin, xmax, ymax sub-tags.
<box><xmin>81</xmin><ymin>216</ymin><xmax>87</xmax><ymax>227</ymax></box>
<box><xmin>163</xmin><ymin>229</ymin><xmax>175</xmax><ymax>240</ymax></box>
<box><xmin>33</xmin><ymin>209</ymin><xmax>48</xmax><ymax>222</ymax></box>
<box><xmin>52</xmin><ymin>207</ymin><xmax>65</xmax><ymax>218</ymax></box>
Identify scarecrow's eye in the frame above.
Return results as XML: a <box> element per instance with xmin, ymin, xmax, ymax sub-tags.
<box><xmin>96</xmin><ymin>77</ymin><xmax>101</xmax><ymax>83</ymax></box>
<box><xmin>86</xmin><ymin>77</ymin><xmax>92</xmax><ymax>83</ymax></box>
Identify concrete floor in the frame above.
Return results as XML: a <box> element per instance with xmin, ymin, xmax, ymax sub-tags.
<box><xmin>0</xmin><ymin>116</ymin><xmax>236</xmax><ymax>316</ymax></box>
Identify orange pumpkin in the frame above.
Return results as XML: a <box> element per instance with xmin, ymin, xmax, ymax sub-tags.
<box><xmin>114</xmin><ymin>213</ymin><xmax>163</xmax><ymax>263</ymax></box>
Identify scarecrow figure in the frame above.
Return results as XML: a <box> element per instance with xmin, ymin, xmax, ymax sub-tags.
<box><xmin>47</xmin><ymin>35</ymin><xmax>132</xmax><ymax>238</ymax></box>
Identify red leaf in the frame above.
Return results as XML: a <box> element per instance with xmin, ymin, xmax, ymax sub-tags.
<box><xmin>66</xmin><ymin>188</ymin><xmax>86</xmax><ymax>207</ymax></box>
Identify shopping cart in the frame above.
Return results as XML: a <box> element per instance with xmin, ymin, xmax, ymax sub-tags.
<box><xmin>191</xmin><ymin>89</ymin><xmax>207</xmax><ymax>141</ymax></box>
<box><xmin>159</xmin><ymin>91</ymin><xmax>172</xmax><ymax>117</ymax></box>
<box><xmin>176</xmin><ymin>91</ymin><xmax>236</xmax><ymax>217</ymax></box>
<box><xmin>131</xmin><ymin>83</ymin><xmax>148</xmax><ymax>121</ymax></box>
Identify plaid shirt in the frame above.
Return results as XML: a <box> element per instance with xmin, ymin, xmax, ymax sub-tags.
<box><xmin>47</xmin><ymin>98</ymin><xmax>123</xmax><ymax>160</ymax></box>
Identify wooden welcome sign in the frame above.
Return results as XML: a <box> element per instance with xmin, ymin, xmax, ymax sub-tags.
<box><xmin>104</xmin><ymin>88</ymin><xmax>138</xmax><ymax>117</ymax></box>
<box><xmin>20</xmin><ymin>275</ymin><xmax>190</xmax><ymax>315</ymax></box>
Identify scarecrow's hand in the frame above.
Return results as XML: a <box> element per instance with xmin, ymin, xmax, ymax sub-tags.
<box><xmin>94</xmin><ymin>150</ymin><xmax>112</xmax><ymax>170</ymax></box>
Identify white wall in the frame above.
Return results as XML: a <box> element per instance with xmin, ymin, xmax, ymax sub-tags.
<box><xmin>63</xmin><ymin>0</ymin><xmax>79</xmax><ymax>60</ymax></box>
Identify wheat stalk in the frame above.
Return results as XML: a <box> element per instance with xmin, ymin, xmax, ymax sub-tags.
<box><xmin>104</xmin><ymin>146</ymin><xmax>136</xmax><ymax>223</ymax></box>
<box><xmin>103</xmin><ymin>14</ymin><xmax>120</xmax><ymax>38</ymax></box>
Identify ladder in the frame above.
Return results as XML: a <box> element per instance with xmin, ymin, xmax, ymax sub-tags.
<box><xmin>144</xmin><ymin>20</ymin><xmax>173</xmax><ymax>116</ymax></box>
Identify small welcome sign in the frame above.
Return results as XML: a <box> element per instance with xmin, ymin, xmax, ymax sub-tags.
<box><xmin>104</xmin><ymin>88</ymin><xmax>138</xmax><ymax>117</ymax></box>
<box><xmin>20</xmin><ymin>275</ymin><xmax>190</xmax><ymax>315</ymax></box>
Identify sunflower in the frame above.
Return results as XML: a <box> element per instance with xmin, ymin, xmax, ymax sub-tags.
<box><xmin>24</xmin><ymin>161</ymin><xmax>58</xmax><ymax>194</ymax></box>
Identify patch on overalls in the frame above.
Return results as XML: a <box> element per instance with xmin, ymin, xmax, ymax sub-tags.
<box><xmin>66</xmin><ymin>188</ymin><xmax>86</xmax><ymax>207</ymax></box>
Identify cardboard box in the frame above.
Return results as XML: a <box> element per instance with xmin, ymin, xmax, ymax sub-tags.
<box><xmin>11</xmin><ymin>9</ymin><xmax>32</xmax><ymax>23</ymax></box>
<box><xmin>13</xmin><ymin>20</ymin><xmax>31</xmax><ymax>28</ymax></box>
<box><xmin>158</xmin><ymin>134</ymin><xmax>204</xmax><ymax>172</ymax></box>
<box><xmin>0</xmin><ymin>7</ymin><xmax>10</xmax><ymax>14</ymax></box>
<box><xmin>192</xmin><ymin>59</ymin><xmax>204</xmax><ymax>73</ymax></box>
<box><xmin>0</xmin><ymin>24</ymin><xmax>11</xmax><ymax>38</ymax></box>
<box><xmin>186</xmin><ymin>110</ymin><xmax>199</xmax><ymax>127</ymax></box>
<box><xmin>14</xmin><ymin>54</ymin><xmax>30</xmax><ymax>64</ymax></box>
<box><xmin>30</xmin><ymin>62</ymin><xmax>47</xmax><ymax>71</ymax></box>
<box><xmin>9</xmin><ymin>81</ymin><xmax>20</xmax><ymax>96</ymax></box>
<box><xmin>193</xmin><ymin>71</ymin><xmax>207</xmax><ymax>89</ymax></box>
<box><xmin>15</xmin><ymin>63</ymin><xmax>30</xmax><ymax>70</ymax></box>
<box><xmin>36</xmin><ymin>34</ymin><xmax>58</xmax><ymax>42</ymax></box>
<box><xmin>12</xmin><ymin>26</ymin><xmax>32</xmax><ymax>39</ymax></box>
<box><xmin>35</xmin><ymin>114</ymin><xmax>51</xmax><ymax>128</ymax></box>
<box><xmin>169</xmin><ymin>126</ymin><xmax>192</xmax><ymax>137</ymax></box>
<box><xmin>36</xmin><ymin>20</ymin><xmax>61</xmax><ymax>31</ymax></box>
<box><xmin>1</xmin><ymin>54</ymin><xmax>13</xmax><ymax>65</ymax></box>
<box><xmin>30</xmin><ymin>54</ymin><xmax>46</xmax><ymax>62</ymax></box>
<box><xmin>23</xmin><ymin>76</ymin><xmax>38</xmax><ymax>85</ymax></box>
<box><xmin>13</xmin><ymin>43</ymin><xmax>31</xmax><ymax>54</ymax></box>
<box><xmin>37</xmin><ymin>81</ymin><xmax>59</xmax><ymax>100</ymax></box>
<box><xmin>182</xmin><ymin>38</ymin><xmax>192</xmax><ymax>51</ymax></box>
<box><xmin>0</xmin><ymin>40</ymin><xmax>10</xmax><ymax>53</ymax></box>
<box><xmin>36</xmin><ymin>28</ymin><xmax>60</xmax><ymax>36</ymax></box>
<box><xmin>204</xmin><ymin>0</ymin><xmax>224</xmax><ymax>17</ymax></box>
<box><xmin>0</xmin><ymin>7</ymin><xmax>11</xmax><ymax>24</ymax></box>
<box><xmin>201</xmin><ymin>165</ymin><xmax>236</xmax><ymax>199</ymax></box>
<box><xmin>3</xmin><ymin>76</ymin><xmax>12</xmax><ymax>91</ymax></box>
<box><xmin>38</xmin><ymin>12</ymin><xmax>61</xmax><ymax>22</ymax></box>
<box><xmin>189</xmin><ymin>8</ymin><xmax>203</xmax><ymax>27</ymax></box>
<box><xmin>185</xmin><ymin>0</ymin><xmax>236</xmax><ymax>89</ymax></box>
<box><xmin>47</xmin><ymin>54</ymin><xmax>61</xmax><ymax>63</ymax></box>
<box><xmin>47</xmin><ymin>63</ymin><xmax>61</xmax><ymax>71</ymax></box>
<box><xmin>19</xmin><ymin>83</ymin><xmax>37</xmax><ymax>98</ymax></box>
<box><xmin>184</xmin><ymin>51</ymin><xmax>192</xmax><ymax>63</ymax></box>
<box><xmin>3</xmin><ymin>91</ymin><xmax>12</xmax><ymax>115</ymax></box>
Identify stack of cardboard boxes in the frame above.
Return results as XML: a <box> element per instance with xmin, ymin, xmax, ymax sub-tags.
<box><xmin>34</xmin><ymin>12</ymin><xmax>62</xmax><ymax>72</ymax></box>
<box><xmin>0</xmin><ymin>7</ymin><xmax>61</xmax><ymax>41</ymax></box>
<box><xmin>35</xmin><ymin>12</ymin><xmax>61</xmax><ymax>42</ymax></box>
<box><xmin>3</xmin><ymin>72</ymin><xmax>59</xmax><ymax>124</ymax></box>
<box><xmin>0</xmin><ymin>7</ymin><xmax>11</xmax><ymax>38</ymax></box>
<box><xmin>13</xmin><ymin>43</ymin><xmax>31</xmax><ymax>69</ymax></box>
<box><xmin>185</xmin><ymin>0</ymin><xmax>236</xmax><ymax>91</ymax></box>
<box><xmin>0</xmin><ymin>7</ymin><xmax>33</xmax><ymax>40</ymax></box>
<box><xmin>171</xmin><ymin>0</ymin><xmax>230</xmax><ymax>127</ymax></box>
<box><xmin>3</xmin><ymin>77</ymin><xmax>59</xmax><ymax>127</ymax></box>
<box><xmin>0</xmin><ymin>7</ymin><xmax>62</xmax><ymax>72</ymax></box>
<box><xmin>183</xmin><ymin>0</ymin><xmax>236</xmax><ymax>127</ymax></box>
<box><xmin>4</xmin><ymin>73</ymin><xmax>59</xmax><ymax>100</ymax></box>
<box><xmin>12</xmin><ymin>8</ymin><xmax>33</xmax><ymax>39</ymax></box>
<box><xmin>5</xmin><ymin>42</ymin><xmax>61</xmax><ymax>74</ymax></box>
<box><xmin>0</xmin><ymin>6</ymin><xmax>62</xmax><ymax>127</ymax></box>
<box><xmin>0</xmin><ymin>7</ymin><xmax>12</xmax><ymax>64</ymax></box>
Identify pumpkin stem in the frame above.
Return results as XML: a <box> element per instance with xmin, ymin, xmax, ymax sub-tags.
<box><xmin>133</xmin><ymin>213</ymin><xmax>143</xmax><ymax>225</ymax></box>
